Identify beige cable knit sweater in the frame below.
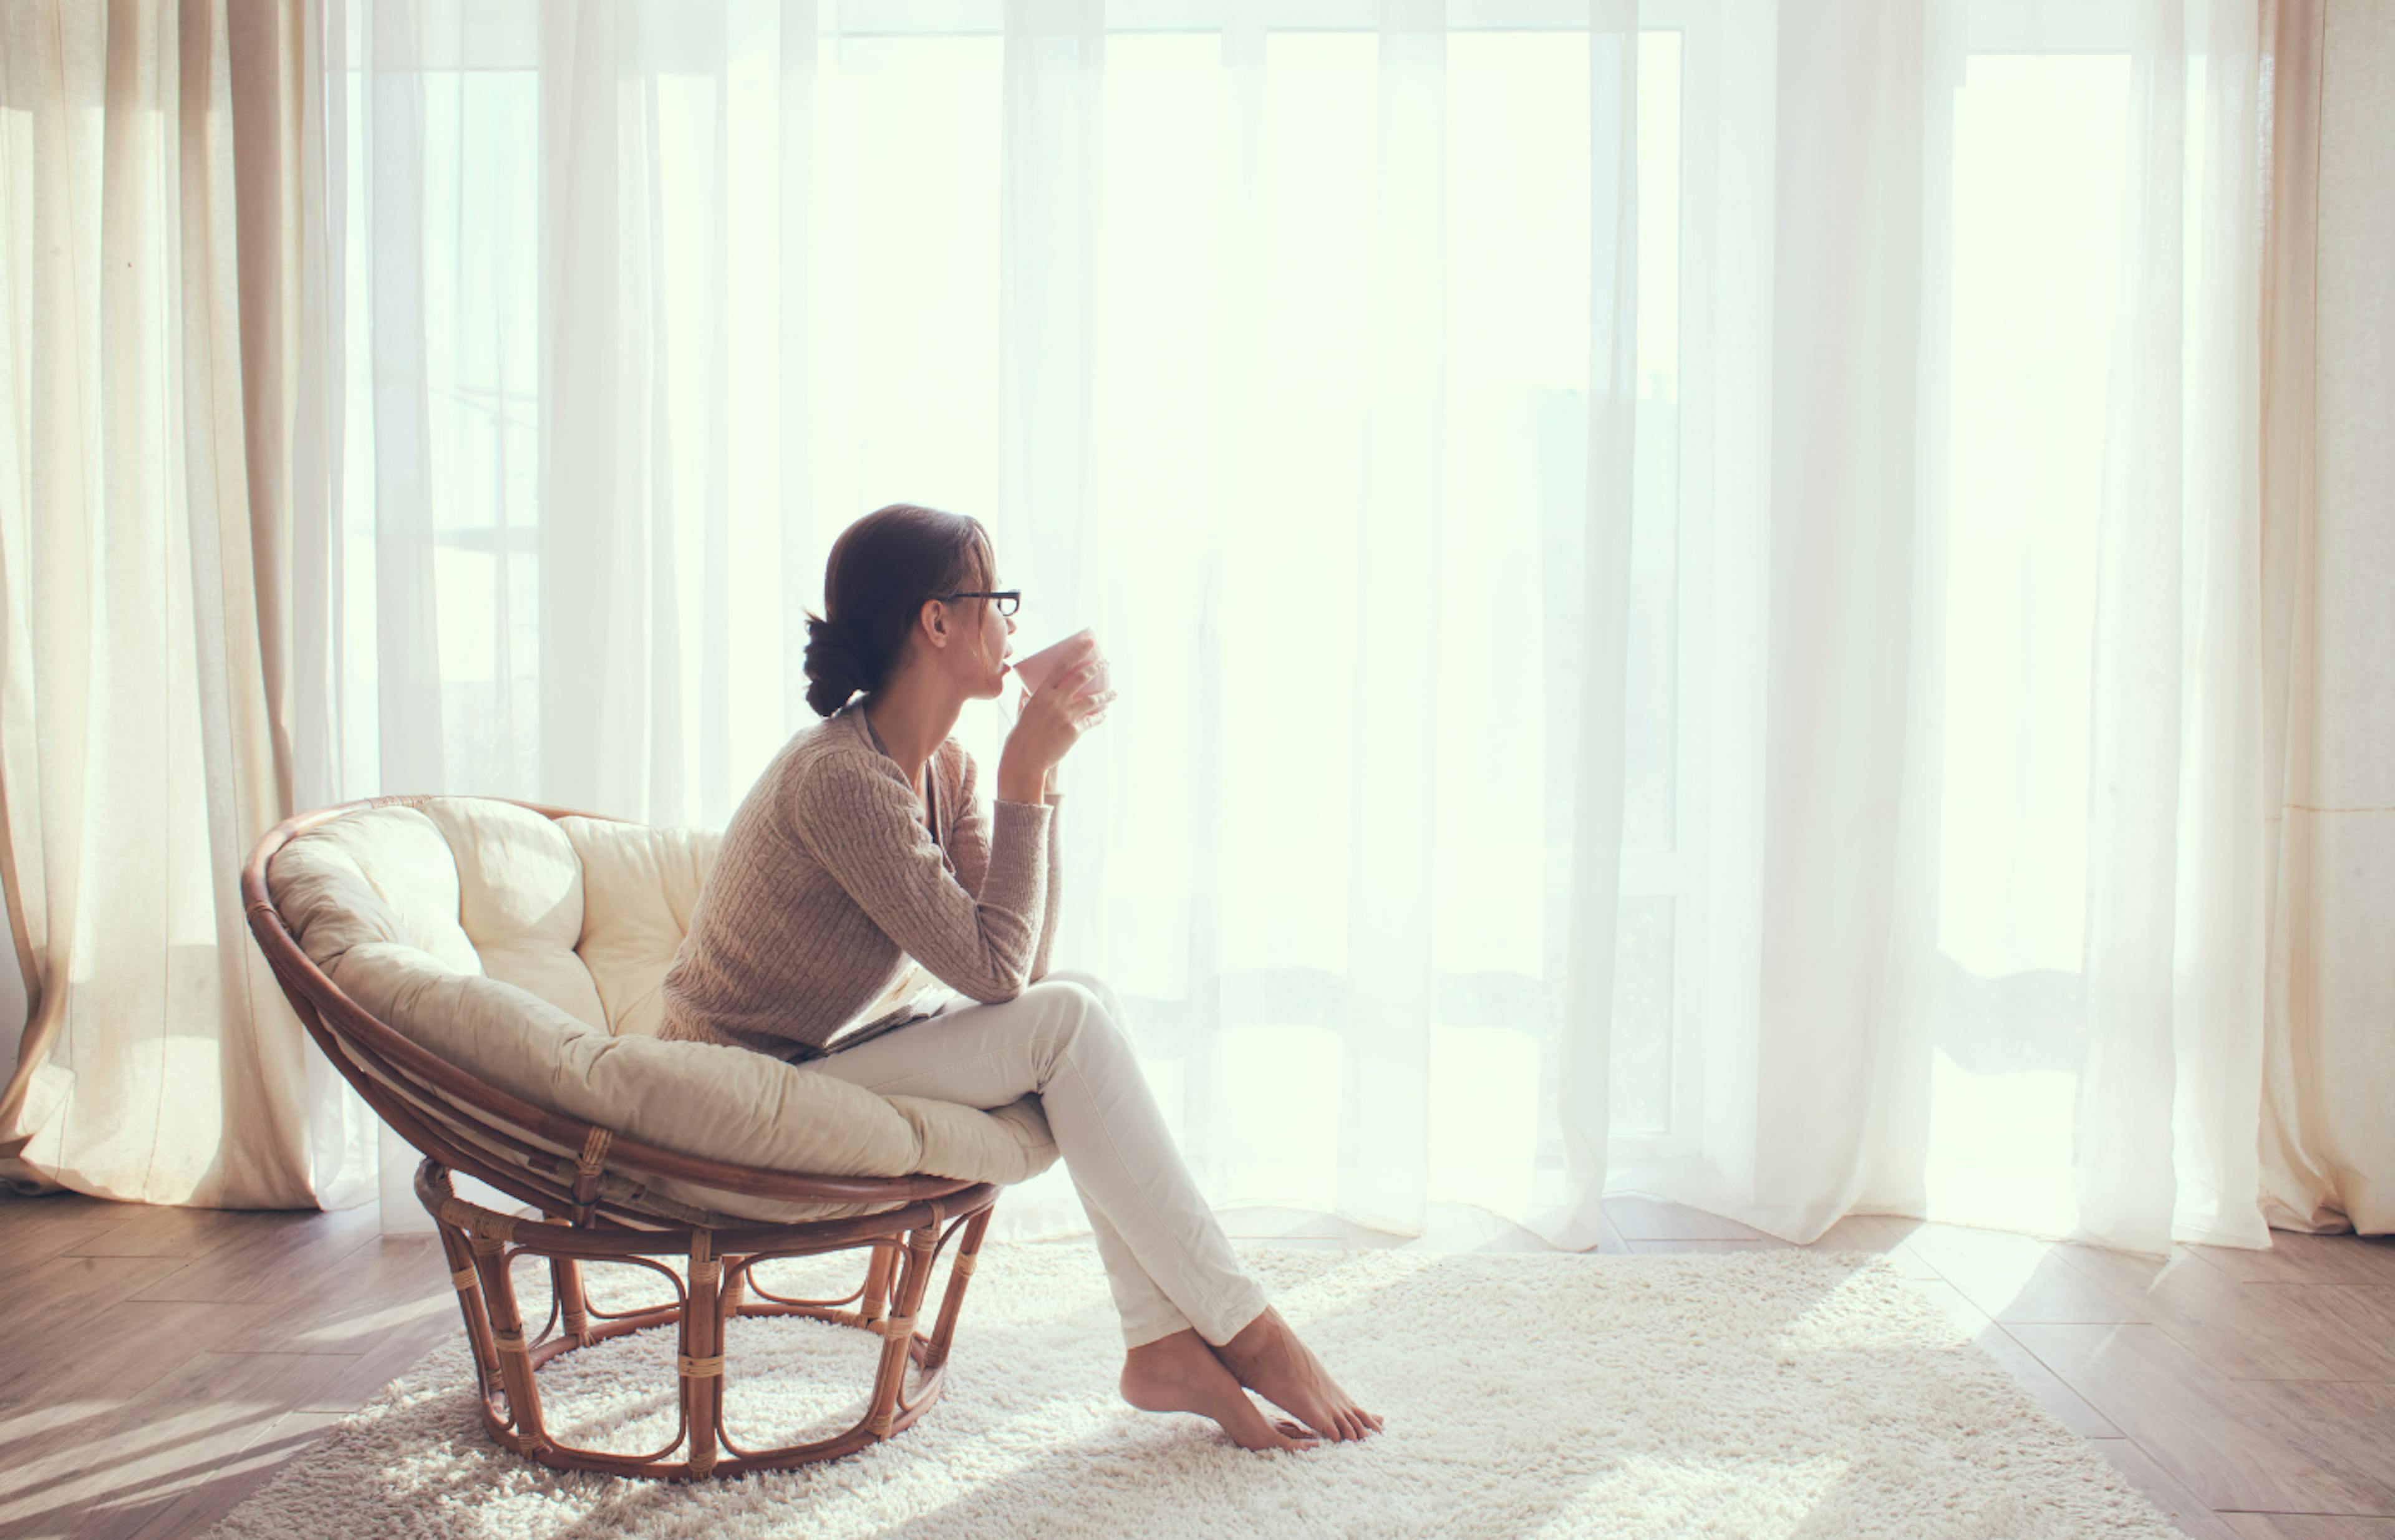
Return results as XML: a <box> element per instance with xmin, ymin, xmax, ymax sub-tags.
<box><xmin>656</xmin><ymin>700</ymin><xmax>1063</xmax><ymax>1059</ymax></box>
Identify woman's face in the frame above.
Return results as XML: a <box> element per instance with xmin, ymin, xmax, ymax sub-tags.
<box><xmin>944</xmin><ymin>548</ymin><xmax>1017</xmax><ymax>700</ymax></box>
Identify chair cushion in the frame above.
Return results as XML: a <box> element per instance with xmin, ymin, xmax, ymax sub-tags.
<box><xmin>268</xmin><ymin>797</ymin><xmax>1060</xmax><ymax>1225</ymax></box>
<box><xmin>329</xmin><ymin>941</ymin><xmax>1057</xmax><ymax>1223</ymax></box>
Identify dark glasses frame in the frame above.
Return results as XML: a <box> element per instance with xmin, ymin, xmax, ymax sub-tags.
<box><xmin>941</xmin><ymin>589</ymin><xmax>1021</xmax><ymax>616</ymax></box>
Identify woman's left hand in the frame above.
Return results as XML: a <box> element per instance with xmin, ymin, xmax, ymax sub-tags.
<box><xmin>1017</xmin><ymin>680</ymin><xmax>1112</xmax><ymax>799</ymax></box>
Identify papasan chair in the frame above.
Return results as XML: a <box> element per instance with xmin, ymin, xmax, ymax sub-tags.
<box><xmin>240</xmin><ymin>793</ymin><xmax>1060</xmax><ymax>1479</ymax></box>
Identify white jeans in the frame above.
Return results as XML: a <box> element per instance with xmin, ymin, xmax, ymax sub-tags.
<box><xmin>795</xmin><ymin>969</ymin><xmax>1271</xmax><ymax>1350</ymax></box>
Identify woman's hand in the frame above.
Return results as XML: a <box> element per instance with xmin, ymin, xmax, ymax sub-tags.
<box><xmin>996</xmin><ymin>654</ymin><xmax>1114</xmax><ymax>803</ymax></box>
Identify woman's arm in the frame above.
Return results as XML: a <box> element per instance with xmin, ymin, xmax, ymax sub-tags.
<box><xmin>949</xmin><ymin>749</ymin><xmax>1065</xmax><ymax>984</ymax></box>
<box><xmin>786</xmin><ymin>755</ymin><xmax>1052</xmax><ymax>1002</ymax></box>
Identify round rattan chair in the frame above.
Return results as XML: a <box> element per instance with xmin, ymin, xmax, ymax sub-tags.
<box><xmin>241</xmin><ymin>794</ymin><xmax>1042</xmax><ymax>1480</ymax></box>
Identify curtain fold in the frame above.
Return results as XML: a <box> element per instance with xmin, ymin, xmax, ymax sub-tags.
<box><xmin>1744</xmin><ymin>0</ymin><xmax>1953</xmax><ymax>1242</ymax></box>
<box><xmin>1339</xmin><ymin>0</ymin><xmax>1444</xmax><ymax>1237</ymax></box>
<box><xmin>979</xmin><ymin>0</ymin><xmax>1113</xmax><ymax>1240</ymax></box>
<box><xmin>0</xmin><ymin>0</ymin><xmax>372</xmax><ymax>1208</ymax></box>
<box><xmin>1547</xmin><ymin>0</ymin><xmax>1640</xmax><ymax>1251</ymax></box>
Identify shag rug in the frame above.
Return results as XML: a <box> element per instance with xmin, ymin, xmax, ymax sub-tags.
<box><xmin>205</xmin><ymin>1242</ymin><xmax>2181</xmax><ymax>1539</ymax></box>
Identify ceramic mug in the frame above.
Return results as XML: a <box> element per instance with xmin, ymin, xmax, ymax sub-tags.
<box><xmin>1009</xmin><ymin>627</ymin><xmax>1109</xmax><ymax>700</ymax></box>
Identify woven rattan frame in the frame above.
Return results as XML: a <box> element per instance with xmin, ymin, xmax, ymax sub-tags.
<box><xmin>241</xmin><ymin>795</ymin><xmax>1004</xmax><ymax>1479</ymax></box>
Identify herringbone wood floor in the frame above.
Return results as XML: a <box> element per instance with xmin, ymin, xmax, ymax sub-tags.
<box><xmin>2</xmin><ymin>1190</ymin><xmax>2391</xmax><ymax>1539</ymax></box>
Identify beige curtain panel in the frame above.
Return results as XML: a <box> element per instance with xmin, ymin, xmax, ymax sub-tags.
<box><xmin>0</xmin><ymin>0</ymin><xmax>365</xmax><ymax>1207</ymax></box>
<box><xmin>2258</xmin><ymin>0</ymin><xmax>2395</xmax><ymax>1235</ymax></box>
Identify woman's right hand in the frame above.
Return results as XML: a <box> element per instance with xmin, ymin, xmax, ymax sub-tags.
<box><xmin>997</xmin><ymin>654</ymin><xmax>1113</xmax><ymax>802</ymax></box>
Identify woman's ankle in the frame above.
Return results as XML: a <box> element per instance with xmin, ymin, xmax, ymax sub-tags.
<box><xmin>1211</xmin><ymin>1292</ymin><xmax>1274</xmax><ymax>1350</ymax></box>
<box><xmin>1124</xmin><ymin>1323</ymin><xmax>1202</xmax><ymax>1358</ymax></box>
<box><xmin>1216</xmin><ymin>1303</ymin><xmax>1284</xmax><ymax>1362</ymax></box>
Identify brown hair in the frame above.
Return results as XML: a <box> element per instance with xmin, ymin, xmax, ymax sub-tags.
<box><xmin>801</xmin><ymin>503</ymin><xmax>995</xmax><ymax>717</ymax></box>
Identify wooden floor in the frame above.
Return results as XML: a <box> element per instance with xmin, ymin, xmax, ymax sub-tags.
<box><xmin>2</xmin><ymin>1191</ymin><xmax>2391</xmax><ymax>1540</ymax></box>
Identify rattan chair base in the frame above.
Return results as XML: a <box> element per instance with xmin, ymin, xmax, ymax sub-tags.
<box><xmin>422</xmin><ymin>1161</ymin><xmax>999</xmax><ymax>1480</ymax></box>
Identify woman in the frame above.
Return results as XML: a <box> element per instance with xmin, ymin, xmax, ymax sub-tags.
<box><xmin>659</xmin><ymin>502</ymin><xmax>1381</xmax><ymax>1453</ymax></box>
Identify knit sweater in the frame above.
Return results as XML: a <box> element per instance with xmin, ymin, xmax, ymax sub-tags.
<box><xmin>656</xmin><ymin>700</ymin><xmax>1063</xmax><ymax>1059</ymax></box>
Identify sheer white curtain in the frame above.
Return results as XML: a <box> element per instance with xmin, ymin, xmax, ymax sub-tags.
<box><xmin>1658</xmin><ymin>0</ymin><xmax>2273</xmax><ymax>1254</ymax></box>
<box><xmin>302</xmin><ymin>0</ymin><xmax>2275</xmax><ymax>1252</ymax></box>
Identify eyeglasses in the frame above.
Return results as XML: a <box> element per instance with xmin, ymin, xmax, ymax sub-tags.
<box><xmin>941</xmin><ymin>589</ymin><xmax>1021</xmax><ymax>617</ymax></box>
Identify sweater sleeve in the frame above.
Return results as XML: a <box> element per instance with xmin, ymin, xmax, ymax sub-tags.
<box><xmin>1027</xmin><ymin>790</ymin><xmax>1064</xmax><ymax>984</ymax></box>
<box><xmin>786</xmin><ymin>754</ymin><xmax>1052</xmax><ymax>1004</ymax></box>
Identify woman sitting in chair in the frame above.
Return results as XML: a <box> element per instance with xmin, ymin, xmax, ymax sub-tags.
<box><xmin>658</xmin><ymin>501</ymin><xmax>1381</xmax><ymax>1453</ymax></box>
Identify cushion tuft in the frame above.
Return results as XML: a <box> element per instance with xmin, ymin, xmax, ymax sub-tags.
<box><xmin>419</xmin><ymin>798</ymin><xmax>607</xmax><ymax>1029</ymax></box>
<box><xmin>268</xmin><ymin>805</ymin><xmax>482</xmax><ymax>977</ymax></box>
<box><xmin>559</xmin><ymin>814</ymin><xmax>718</xmax><ymax>1037</ymax></box>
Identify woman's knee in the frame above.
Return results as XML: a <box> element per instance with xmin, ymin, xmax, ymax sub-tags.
<box><xmin>1040</xmin><ymin>969</ymin><xmax>1127</xmax><ymax>1027</ymax></box>
<box><xmin>1023</xmin><ymin>977</ymin><xmax>1128</xmax><ymax>1055</ymax></box>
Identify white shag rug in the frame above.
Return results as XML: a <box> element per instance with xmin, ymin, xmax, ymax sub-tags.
<box><xmin>205</xmin><ymin>1242</ymin><xmax>2181</xmax><ymax>1539</ymax></box>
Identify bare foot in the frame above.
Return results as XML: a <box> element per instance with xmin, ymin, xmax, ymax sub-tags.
<box><xmin>1212</xmin><ymin>1305</ymin><xmax>1383</xmax><ymax>1443</ymax></box>
<box><xmin>1120</xmin><ymin>1329</ymin><xmax>1320</xmax><ymax>1453</ymax></box>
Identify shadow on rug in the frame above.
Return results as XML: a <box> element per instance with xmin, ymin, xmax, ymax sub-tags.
<box><xmin>203</xmin><ymin>1242</ymin><xmax>2182</xmax><ymax>1539</ymax></box>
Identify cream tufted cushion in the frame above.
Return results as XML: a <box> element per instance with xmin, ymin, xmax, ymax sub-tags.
<box><xmin>559</xmin><ymin>815</ymin><xmax>718</xmax><ymax>1039</ymax></box>
<box><xmin>266</xmin><ymin>796</ymin><xmax>1058</xmax><ymax>1224</ymax></box>
<box><xmin>419</xmin><ymin>799</ymin><xmax>608</xmax><ymax>1029</ymax></box>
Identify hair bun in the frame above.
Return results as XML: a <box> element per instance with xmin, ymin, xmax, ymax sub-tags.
<box><xmin>802</xmin><ymin>614</ymin><xmax>871</xmax><ymax>716</ymax></box>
